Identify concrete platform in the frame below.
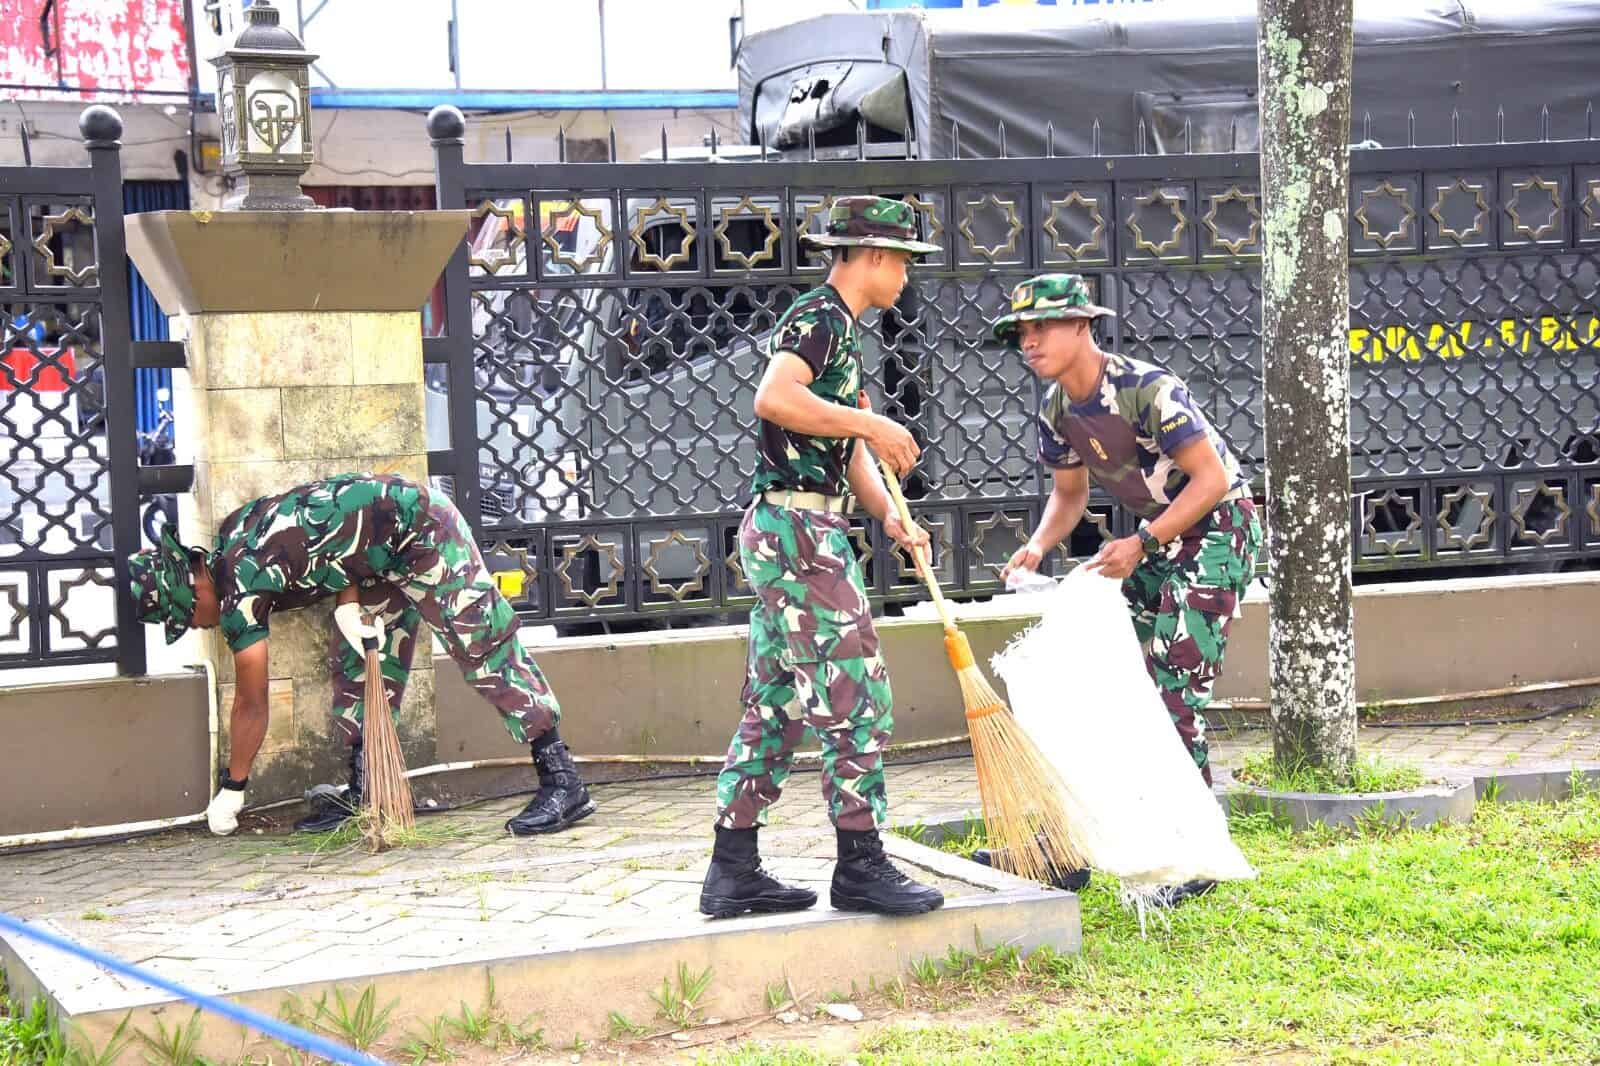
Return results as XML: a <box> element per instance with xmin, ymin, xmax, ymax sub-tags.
<box><xmin>0</xmin><ymin>762</ymin><xmax>1078</xmax><ymax>1060</ymax></box>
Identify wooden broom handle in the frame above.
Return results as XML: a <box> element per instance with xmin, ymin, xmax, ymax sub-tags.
<box><xmin>878</xmin><ymin>459</ymin><xmax>958</xmax><ymax>632</ymax></box>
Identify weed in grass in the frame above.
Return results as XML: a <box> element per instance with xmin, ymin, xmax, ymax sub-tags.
<box><xmin>650</xmin><ymin>962</ymin><xmax>714</xmax><ymax>1029</ymax></box>
<box><xmin>1482</xmin><ymin>777</ymin><xmax>1506</xmax><ymax>804</ymax></box>
<box><xmin>401</xmin><ymin>1017</ymin><xmax>454</xmax><ymax>1065</ymax></box>
<box><xmin>133</xmin><ymin>1008</ymin><xmax>204</xmax><ymax>1066</ymax></box>
<box><xmin>78</xmin><ymin>910</ymin><xmax>108</xmax><ymax>922</ymax></box>
<box><xmin>908</xmin><ymin>956</ymin><xmax>941</xmax><ymax>989</ymax></box>
<box><xmin>764</xmin><ymin>978</ymin><xmax>794</xmax><ymax>1013</ymax></box>
<box><xmin>1235</xmin><ymin>751</ymin><xmax>1425</xmax><ymax>793</ymax></box>
<box><xmin>606</xmin><ymin>1011</ymin><xmax>648</xmax><ymax>1039</ymax></box>
<box><xmin>279</xmin><ymin>985</ymin><xmax>396</xmax><ymax>1051</ymax></box>
<box><xmin>1352</xmin><ymin>799</ymin><xmax>1417</xmax><ymax>838</ymax></box>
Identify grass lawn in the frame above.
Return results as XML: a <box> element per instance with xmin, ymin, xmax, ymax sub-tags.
<box><xmin>3</xmin><ymin>795</ymin><xmax>1597</xmax><ymax>1065</ymax></box>
<box><xmin>710</xmin><ymin>792</ymin><xmax>1600</xmax><ymax>1065</ymax></box>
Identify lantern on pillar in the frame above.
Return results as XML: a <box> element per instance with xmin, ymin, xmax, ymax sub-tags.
<box><xmin>212</xmin><ymin>0</ymin><xmax>318</xmax><ymax>210</ymax></box>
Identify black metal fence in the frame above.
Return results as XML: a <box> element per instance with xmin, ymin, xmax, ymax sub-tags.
<box><xmin>428</xmin><ymin>115</ymin><xmax>1600</xmax><ymax>630</ymax></box>
<box><xmin>0</xmin><ymin>109</ymin><xmax>146</xmax><ymax>672</ymax></box>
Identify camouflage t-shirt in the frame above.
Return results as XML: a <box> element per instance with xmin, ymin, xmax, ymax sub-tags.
<box><xmin>1038</xmin><ymin>353</ymin><xmax>1249</xmax><ymax>524</ymax></box>
<box><xmin>751</xmin><ymin>284</ymin><xmax>862</xmax><ymax>497</ymax></box>
<box><xmin>210</xmin><ymin>473</ymin><xmax>432</xmax><ymax>652</ymax></box>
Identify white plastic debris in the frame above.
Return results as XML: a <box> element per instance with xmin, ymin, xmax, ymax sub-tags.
<box><xmin>821</xmin><ymin>1003</ymin><xmax>864</xmax><ymax>1023</ymax></box>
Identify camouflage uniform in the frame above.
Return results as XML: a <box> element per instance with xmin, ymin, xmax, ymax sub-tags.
<box><xmin>131</xmin><ymin>473</ymin><xmax>560</xmax><ymax>747</ymax></box>
<box><xmin>716</xmin><ymin>197</ymin><xmax>938</xmax><ymax>833</ymax></box>
<box><xmin>994</xmin><ymin>274</ymin><xmax>1263</xmax><ymax>784</ymax></box>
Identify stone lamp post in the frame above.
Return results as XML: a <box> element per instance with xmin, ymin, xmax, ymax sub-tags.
<box><xmin>123</xmin><ymin>40</ymin><xmax>472</xmax><ymax>799</ymax></box>
<box><xmin>212</xmin><ymin>1</ymin><xmax>317</xmax><ymax>211</ymax></box>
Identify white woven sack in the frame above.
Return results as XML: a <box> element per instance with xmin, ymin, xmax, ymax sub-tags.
<box><xmin>991</xmin><ymin>567</ymin><xmax>1255</xmax><ymax>895</ymax></box>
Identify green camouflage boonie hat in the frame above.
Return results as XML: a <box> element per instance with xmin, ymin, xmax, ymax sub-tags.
<box><xmin>990</xmin><ymin>273</ymin><xmax>1116</xmax><ymax>345</ymax></box>
<box><xmin>127</xmin><ymin>525</ymin><xmax>203</xmax><ymax>645</ymax></box>
<box><xmin>800</xmin><ymin>195</ymin><xmax>941</xmax><ymax>256</ymax></box>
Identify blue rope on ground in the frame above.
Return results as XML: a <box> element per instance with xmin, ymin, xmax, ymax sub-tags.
<box><xmin>0</xmin><ymin>911</ymin><xmax>387</xmax><ymax>1066</ymax></box>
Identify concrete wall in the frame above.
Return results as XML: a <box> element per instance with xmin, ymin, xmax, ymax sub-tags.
<box><xmin>0</xmin><ymin>671</ymin><xmax>210</xmax><ymax>838</ymax></box>
<box><xmin>437</xmin><ymin>570</ymin><xmax>1600</xmax><ymax>764</ymax></box>
<box><xmin>5</xmin><ymin>570</ymin><xmax>1598</xmax><ymax>838</ymax></box>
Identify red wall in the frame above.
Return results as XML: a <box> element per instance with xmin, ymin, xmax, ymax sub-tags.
<box><xmin>3</xmin><ymin>0</ymin><xmax>190</xmax><ymax>100</ymax></box>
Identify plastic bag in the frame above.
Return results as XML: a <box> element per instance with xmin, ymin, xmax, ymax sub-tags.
<box><xmin>1004</xmin><ymin>567</ymin><xmax>1058</xmax><ymax>595</ymax></box>
<box><xmin>990</xmin><ymin>567</ymin><xmax>1255</xmax><ymax>902</ymax></box>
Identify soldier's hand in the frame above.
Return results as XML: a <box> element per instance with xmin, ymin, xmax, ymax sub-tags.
<box><xmin>1084</xmin><ymin>535</ymin><xmax>1145</xmax><ymax>581</ymax></box>
<box><xmin>334</xmin><ymin>602</ymin><xmax>385</xmax><ymax>658</ymax></box>
<box><xmin>884</xmin><ymin>512</ymin><xmax>931</xmax><ymax>557</ymax></box>
<box><xmin>864</xmin><ymin>414</ymin><xmax>920</xmax><ymax>477</ymax></box>
<box><xmin>207</xmin><ymin>785</ymin><xmax>245</xmax><ymax>836</ymax></box>
<box><xmin>1001</xmin><ymin>541</ymin><xmax>1045</xmax><ymax>583</ymax></box>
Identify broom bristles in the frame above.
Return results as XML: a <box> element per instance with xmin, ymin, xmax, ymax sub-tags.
<box><xmin>362</xmin><ymin>647</ymin><xmax>414</xmax><ymax>851</ymax></box>
<box><xmin>954</xmin><ymin>658</ymin><xmax>1088</xmax><ymax>885</ymax></box>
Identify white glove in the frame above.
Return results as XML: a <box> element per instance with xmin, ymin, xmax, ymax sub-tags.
<box><xmin>334</xmin><ymin>602</ymin><xmax>385</xmax><ymax>658</ymax></box>
<box><xmin>207</xmin><ymin>786</ymin><xmax>245</xmax><ymax>835</ymax></box>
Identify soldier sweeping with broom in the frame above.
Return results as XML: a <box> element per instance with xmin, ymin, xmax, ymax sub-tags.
<box><xmin>698</xmin><ymin>196</ymin><xmax>949</xmax><ymax>919</ymax></box>
<box><xmin>982</xmin><ymin>273</ymin><xmax>1263</xmax><ymax>905</ymax></box>
<box><xmin>126</xmin><ymin>473</ymin><xmax>594</xmax><ymax>839</ymax></box>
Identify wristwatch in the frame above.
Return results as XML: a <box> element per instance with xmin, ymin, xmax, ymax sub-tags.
<box><xmin>1137</xmin><ymin>528</ymin><xmax>1162</xmax><ymax>556</ymax></box>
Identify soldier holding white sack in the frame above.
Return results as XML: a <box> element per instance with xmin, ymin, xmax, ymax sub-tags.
<box><xmin>988</xmin><ymin>273</ymin><xmax>1263</xmax><ymax>905</ymax></box>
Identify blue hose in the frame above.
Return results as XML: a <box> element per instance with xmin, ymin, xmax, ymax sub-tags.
<box><xmin>0</xmin><ymin>911</ymin><xmax>387</xmax><ymax>1066</ymax></box>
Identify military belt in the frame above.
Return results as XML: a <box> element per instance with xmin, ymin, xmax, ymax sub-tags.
<box><xmin>759</xmin><ymin>489</ymin><xmax>853</xmax><ymax>514</ymax></box>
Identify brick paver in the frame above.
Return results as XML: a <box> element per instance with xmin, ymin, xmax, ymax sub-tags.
<box><xmin>2</xmin><ymin>709</ymin><xmax>1595</xmax><ymax>1016</ymax></box>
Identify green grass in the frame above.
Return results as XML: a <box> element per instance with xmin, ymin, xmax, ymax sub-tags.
<box><xmin>1233</xmin><ymin>751</ymin><xmax>1427</xmax><ymax>794</ymax></box>
<box><xmin>701</xmin><ymin>794</ymin><xmax>1600</xmax><ymax>1065</ymax></box>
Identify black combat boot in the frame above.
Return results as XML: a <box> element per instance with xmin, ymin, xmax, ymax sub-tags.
<box><xmin>831</xmin><ymin>828</ymin><xmax>944</xmax><ymax>916</ymax></box>
<box><xmin>1150</xmin><ymin>879</ymin><xmax>1217</xmax><ymax>907</ymax></box>
<box><xmin>972</xmin><ymin>837</ymin><xmax>1092</xmax><ymax>893</ymax></box>
<box><xmin>698</xmin><ymin>826</ymin><xmax>818</xmax><ymax>919</ymax></box>
<box><xmin>506</xmin><ymin>729</ymin><xmax>596</xmax><ymax>836</ymax></box>
<box><xmin>294</xmin><ymin>742</ymin><xmax>366</xmax><ymax>833</ymax></box>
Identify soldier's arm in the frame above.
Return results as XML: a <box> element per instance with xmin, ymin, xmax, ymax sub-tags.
<box><xmin>225</xmin><ymin>641</ymin><xmax>271</xmax><ymax>782</ymax></box>
<box><xmin>1146</xmin><ymin>437</ymin><xmax>1230</xmax><ymax>545</ymax></box>
<box><xmin>753</xmin><ymin>354</ymin><xmax>919</xmax><ymax>474</ymax></box>
<box><xmin>1031</xmin><ymin>465</ymin><xmax>1091</xmax><ymax>555</ymax></box>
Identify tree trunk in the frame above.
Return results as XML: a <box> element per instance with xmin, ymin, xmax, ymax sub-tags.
<box><xmin>1257</xmin><ymin>0</ymin><xmax>1357</xmax><ymax>777</ymax></box>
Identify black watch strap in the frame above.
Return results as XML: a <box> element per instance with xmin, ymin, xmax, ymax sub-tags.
<box><xmin>219</xmin><ymin>769</ymin><xmax>248</xmax><ymax>791</ymax></box>
<box><xmin>1138</xmin><ymin>528</ymin><xmax>1162</xmax><ymax>554</ymax></box>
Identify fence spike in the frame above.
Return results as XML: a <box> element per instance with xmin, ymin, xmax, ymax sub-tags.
<box><xmin>1137</xmin><ymin>117</ymin><xmax>1146</xmax><ymax>156</ymax></box>
<box><xmin>557</xmin><ymin>127</ymin><xmax>566</xmax><ymax>163</ymax></box>
<box><xmin>1540</xmin><ymin>104</ymin><xmax>1550</xmax><ymax>141</ymax></box>
<box><xmin>857</xmin><ymin>117</ymin><xmax>867</xmax><ymax>160</ymax></box>
<box><xmin>808</xmin><ymin>124</ymin><xmax>816</xmax><ymax>162</ymax></box>
<box><xmin>710</xmin><ymin>127</ymin><xmax>719</xmax><ymax>157</ymax></box>
<box><xmin>1588</xmin><ymin>101</ymin><xmax>1595</xmax><ymax>140</ymax></box>
<box><xmin>1230</xmin><ymin>115</ymin><xmax>1238</xmax><ymax>152</ymax></box>
<box><xmin>1406</xmin><ymin>109</ymin><xmax>1415</xmax><ymax>147</ymax></box>
<box><xmin>1092</xmin><ymin>117</ymin><xmax>1101</xmax><ymax>156</ymax></box>
<box><xmin>19</xmin><ymin>123</ymin><xmax>30</xmax><ymax>166</ymax></box>
<box><xmin>608</xmin><ymin>126</ymin><xmax>617</xmax><ymax>163</ymax></box>
<box><xmin>759</xmin><ymin>121</ymin><xmax>769</xmax><ymax>160</ymax></box>
<box><xmin>1362</xmin><ymin>111</ymin><xmax>1372</xmax><ymax>143</ymax></box>
<box><xmin>1045</xmin><ymin>120</ymin><xmax>1055</xmax><ymax>158</ymax></box>
<box><xmin>504</xmin><ymin>126</ymin><xmax>512</xmax><ymax>162</ymax></box>
<box><xmin>903</xmin><ymin>119</ymin><xmax>914</xmax><ymax>159</ymax></box>
<box><xmin>998</xmin><ymin>120</ymin><xmax>1007</xmax><ymax>158</ymax></box>
<box><xmin>951</xmin><ymin>120</ymin><xmax>960</xmax><ymax>159</ymax></box>
<box><xmin>1497</xmin><ymin>106</ymin><xmax>1505</xmax><ymax>143</ymax></box>
<box><xmin>661</xmin><ymin>125</ymin><xmax>669</xmax><ymax>162</ymax></box>
<box><xmin>1183</xmin><ymin>116</ymin><xmax>1192</xmax><ymax>154</ymax></box>
<box><xmin>1451</xmin><ymin>109</ymin><xmax>1460</xmax><ymax>146</ymax></box>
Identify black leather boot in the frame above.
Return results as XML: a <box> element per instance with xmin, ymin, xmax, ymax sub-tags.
<box><xmin>830</xmin><ymin>829</ymin><xmax>944</xmax><ymax>916</ymax></box>
<box><xmin>294</xmin><ymin>743</ymin><xmax>365</xmax><ymax>833</ymax></box>
<box><xmin>506</xmin><ymin>729</ymin><xmax>596</xmax><ymax>836</ymax></box>
<box><xmin>698</xmin><ymin>826</ymin><xmax>818</xmax><ymax>919</ymax></box>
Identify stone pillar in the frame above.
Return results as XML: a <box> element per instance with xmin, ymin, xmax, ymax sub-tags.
<box><xmin>125</xmin><ymin>209</ymin><xmax>468</xmax><ymax>801</ymax></box>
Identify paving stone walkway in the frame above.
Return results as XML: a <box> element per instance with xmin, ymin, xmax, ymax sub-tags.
<box><xmin>1</xmin><ymin>708</ymin><xmax>1595</xmax><ymax>1046</ymax></box>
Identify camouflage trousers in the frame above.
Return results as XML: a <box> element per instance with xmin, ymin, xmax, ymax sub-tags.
<box><xmin>716</xmin><ymin>502</ymin><xmax>894</xmax><ymax>832</ymax></box>
<box><xmin>1122</xmin><ymin>498</ymin><xmax>1262</xmax><ymax>786</ymax></box>
<box><xmin>330</xmin><ymin>490</ymin><xmax>561</xmax><ymax>748</ymax></box>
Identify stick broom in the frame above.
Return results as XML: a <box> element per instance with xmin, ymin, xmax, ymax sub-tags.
<box><xmin>360</xmin><ymin>627</ymin><xmax>414</xmax><ymax>850</ymax></box>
